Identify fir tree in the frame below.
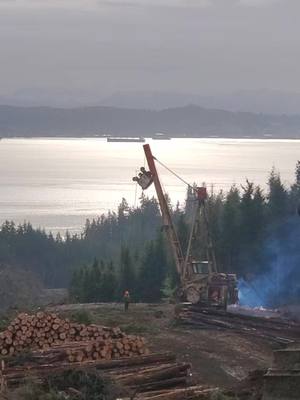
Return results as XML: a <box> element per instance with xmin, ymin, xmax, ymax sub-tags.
<box><xmin>290</xmin><ymin>161</ymin><xmax>300</xmax><ymax>215</ymax></box>
<box><xmin>119</xmin><ymin>246</ymin><xmax>136</xmax><ymax>299</ymax></box>
<box><xmin>267</xmin><ymin>168</ymin><xmax>288</xmax><ymax>219</ymax></box>
<box><xmin>100</xmin><ymin>261</ymin><xmax>117</xmax><ymax>302</ymax></box>
<box><xmin>138</xmin><ymin>234</ymin><xmax>167</xmax><ymax>302</ymax></box>
<box><xmin>221</xmin><ymin>186</ymin><xmax>241</xmax><ymax>271</ymax></box>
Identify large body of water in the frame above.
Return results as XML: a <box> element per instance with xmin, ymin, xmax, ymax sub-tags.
<box><xmin>0</xmin><ymin>138</ymin><xmax>299</xmax><ymax>234</ymax></box>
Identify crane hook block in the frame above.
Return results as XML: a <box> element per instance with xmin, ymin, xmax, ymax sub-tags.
<box><xmin>132</xmin><ymin>167</ymin><xmax>154</xmax><ymax>190</ymax></box>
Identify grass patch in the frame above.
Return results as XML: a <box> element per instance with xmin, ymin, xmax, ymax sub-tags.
<box><xmin>121</xmin><ymin>322</ymin><xmax>159</xmax><ymax>335</ymax></box>
<box><xmin>7</xmin><ymin>381</ymin><xmax>65</xmax><ymax>400</ymax></box>
<box><xmin>7</xmin><ymin>370</ymin><xmax>124</xmax><ymax>400</ymax></box>
<box><xmin>68</xmin><ymin>309</ymin><xmax>94</xmax><ymax>325</ymax></box>
<box><xmin>210</xmin><ymin>391</ymin><xmax>237</xmax><ymax>400</ymax></box>
<box><xmin>47</xmin><ymin>369</ymin><xmax>121</xmax><ymax>400</ymax></box>
<box><xmin>0</xmin><ymin>314</ymin><xmax>11</xmax><ymax>331</ymax></box>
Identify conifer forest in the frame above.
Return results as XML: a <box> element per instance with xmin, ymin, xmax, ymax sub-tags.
<box><xmin>0</xmin><ymin>162</ymin><xmax>299</xmax><ymax>307</ymax></box>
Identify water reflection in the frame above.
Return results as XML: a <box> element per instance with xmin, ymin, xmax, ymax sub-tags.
<box><xmin>0</xmin><ymin>138</ymin><xmax>299</xmax><ymax>233</ymax></box>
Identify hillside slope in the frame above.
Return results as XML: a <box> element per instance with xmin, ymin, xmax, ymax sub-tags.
<box><xmin>1</xmin><ymin>104</ymin><xmax>300</xmax><ymax>138</ymax></box>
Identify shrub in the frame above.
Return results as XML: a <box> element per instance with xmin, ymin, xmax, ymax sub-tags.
<box><xmin>69</xmin><ymin>309</ymin><xmax>93</xmax><ymax>325</ymax></box>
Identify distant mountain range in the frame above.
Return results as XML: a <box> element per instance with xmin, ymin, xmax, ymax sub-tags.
<box><xmin>1</xmin><ymin>104</ymin><xmax>300</xmax><ymax>138</ymax></box>
<box><xmin>2</xmin><ymin>89</ymin><xmax>300</xmax><ymax>115</ymax></box>
<box><xmin>100</xmin><ymin>89</ymin><xmax>300</xmax><ymax>115</ymax></box>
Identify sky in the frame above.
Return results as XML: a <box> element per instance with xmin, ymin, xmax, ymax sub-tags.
<box><xmin>0</xmin><ymin>0</ymin><xmax>299</xmax><ymax>97</ymax></box>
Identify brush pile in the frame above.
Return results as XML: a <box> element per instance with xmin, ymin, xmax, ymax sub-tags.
<box><xmin>0</xmin><ymin>311</ymin><xmax>148</xmax><ymax>361</ymax></box>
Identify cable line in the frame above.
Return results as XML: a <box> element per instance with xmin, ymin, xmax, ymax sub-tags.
<box><xmin>153</xmin><ymin>156</ymin><xmax>194</xmax><ymax>190</ymax></box>
<box><xmin>152</xmin><ymin>155</ymin><xmax>238</xmax><ymax>193</ymax></box>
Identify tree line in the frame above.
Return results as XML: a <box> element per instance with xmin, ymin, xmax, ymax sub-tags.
<box><xmin>0</xmin><ymin>162</ymin><xmax>299</xmax><ymax>305</ymax></box>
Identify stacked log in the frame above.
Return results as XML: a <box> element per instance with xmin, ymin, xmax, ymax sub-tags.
<box><xmin>1</xmin><ymin>350</ymin><xmax>220</xmax><ymax>398</ymax></box>
<box><xmin>49</xmin><ymin>336</ymin><xmax>147</xmax><ymax>362</ymax></box>
<box><xmin>2</xmin><ymin>352</ymin><xmax>188</xmax><ymax>388</ymax></box>
<box><xmin>53</xmin><ymin>340</ymin><xmax>113</xmax><ymax>362</ymax></box>
<box><xmin>176</xmin><ymin>305</ymin><xmax>300</xmax><ymax>345</ymax></box>
<box><xmin>136</xmin><ymin>386</ymin><xmax>218</xmax><ymax>400</ymax></box>
<box><xmin>0</xmin><ymin>312</ymin><xmax>148</xmax><ymax>360</ymax></box>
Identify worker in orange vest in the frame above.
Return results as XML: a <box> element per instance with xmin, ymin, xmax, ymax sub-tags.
<box><xmin>123</xmin><ymin>290</ymin><xmax>131</xmax><ymax>312</ymax></box>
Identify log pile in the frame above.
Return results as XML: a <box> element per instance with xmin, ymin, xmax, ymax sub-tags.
<box><xmin>176</xmin><ymin>304</ymin><xmax>300</xmax><ymax>345</ymax></box>
<box><xmin>0</xmin><ymin>312</ymin><xmax>148</xmax><ymax>360</ymax></box>
<box><xmin>1</xmin><ymin>351</ymin><xmax>219</xmax><ymax>398</ymax></box>
<box><xmin>0</xmin><ymin>312</ymin><xmax>222</xmax><ymax>398</ymax></box>
<box><xmin>136</xmin><ymin>386</ymin><xmax>218</xmax><ymax>400</ymax></box>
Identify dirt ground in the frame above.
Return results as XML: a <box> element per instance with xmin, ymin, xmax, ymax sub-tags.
<box><xmin>49</xmin><ymin>302</ymin><xmax>275</xmax><ymax>391</ymax></box>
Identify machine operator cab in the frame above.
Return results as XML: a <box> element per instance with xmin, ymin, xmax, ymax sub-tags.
<box><xmin>191</xmin><ymin>260</ymin><xmax>210</xmax><ymax>275</ymax></box>
<box><xmin>187</xmin><ymin>260</ymin><xmax>234</xmax><ymax>308</ymax></box>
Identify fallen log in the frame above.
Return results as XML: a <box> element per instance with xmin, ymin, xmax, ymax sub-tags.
<box><xmin>132</xmin><ymin>377</ymin><xmax>188</xmax><ymax>392</ymax></box>
<box><xmin>115</xmin><ymin>363</ymin><xmax>191</xmax><ymax>386</ymax></box>
<box><xmin>108</xmin><ymin>363</ymin><xmax>177</xmax><ymax>380</ymax></box>
<box><xmin>95</xmin><ymin>352</ymin><xmax>176</xmax><ymax>370</ymax></box>
<box><xmin>136</xmin><ymin>385</ymin><xmax>218</xmax><ymax>399</ymax></box>
<box><xmin>1</xmin><ymin>347</ymin><xmax>219</xmax><ymax>400</ymax></box>
<box><xmin>2</xmin><ymin>353</ymin><xmax>179</xmax><ymax>387</ymax></box>
<box><xmin>177</xmin><ymin>307</ymin><xmax>300</xmax><ymax>345</ymax></box>
<box><xmin>117</xmin><ymin>364</ymin><xmax>191</xmax><ymax>386</ymax></box>
<box><xmin>180</xmin><ymin>305</ymin><xmax>300</xmax><ymax>332</ymax></box>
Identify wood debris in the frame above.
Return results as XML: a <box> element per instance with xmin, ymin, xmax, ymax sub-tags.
<box><xmin>176</xmin><ymin>305</ymin><xmax>300</xmax><ymax>345</ymax></box>
<box><xmin>1</xmin><ymin>350</ymin><xmax>219</xmax><ymax>398</ymax></box>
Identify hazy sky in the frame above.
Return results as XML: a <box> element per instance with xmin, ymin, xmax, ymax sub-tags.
<box><xmin>0</xmin><ymin>0</ymin><xmax>299</xmax><ymax>96</ymax></box>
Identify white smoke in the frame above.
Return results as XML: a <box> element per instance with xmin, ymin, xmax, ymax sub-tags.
<box><xmin>238</xmin><ymin>218</ymin><xmax>300</xmax><ymax>308</ymax></box>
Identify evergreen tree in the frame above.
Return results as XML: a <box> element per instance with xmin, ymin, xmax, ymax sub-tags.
<box><xmin>119</xmin><ymin>246</ymin><xmax>136</xmax><ymax>299</ymax></box>
<box><xmin>296</xmin><ymin>161</ymin><xmax>300</xmax><ymax>186</ymax></box>
<box><xmin>100</xmin><ymin>261</ymin><xmax>117</xmax><ymax>302</ymax></box>
<box><xmin>221</xmin><ymin>186</ymin><xmax>241</xmax><ymax>272</ymax></box>
<box><xmin>89</xmin><ymin>259</ymin><xmax>102</xmax><ymax>302</ymax></box>
<box><xmin>184</xmin><ymin>185</ymin><xmax>197</xmax><ymax>221</ymax></box>
<box><xmin>81</xmin><ymin>265</ymin><xmax>91</xmax><ymax>303</ymax></box>
<box><xmin>69</xmin><ymin>268</ymin><xmax>82</xmax><ymax>302</ymax></box>
<box><xmin>69</xmin><ymin>259</ymin><xmax>117</xmax><ymax>303</ymax></box>
<box><xmin>138</xmin><ymin>234</ymin><xmax>167</xmax><ymax>302</ymax></box>
<box><xmin>176</xmin><ymin>213</ymin><xmax>189</xmax><ymax>254</ymax></box>
<box><xmin>290</xmin><ymin>161</ymin><xmax>300</xmax><ymax>215</ymax></box>
<box><xmin>1</xmin><ymin>163</ymin><xmax>300</xmax><ymax>307</ymax></box>
<box><xmin>267</xmin><ymin>168</ymin><xmax>288</xmax><ymax>219</ymax></box>
<box><xmin>238</xmin><ymin>180</ymin><xmax>266</xmax><ymax>276</ymax></box>
<box><xmin>206</xmin><ymin>190</ymin><xmax>224</xmax><ymax>267</ymax></box>
<box><xmin>240</xmin><ymin>185</ymin><xmax>266</xmax><ymax>244</ymax></box>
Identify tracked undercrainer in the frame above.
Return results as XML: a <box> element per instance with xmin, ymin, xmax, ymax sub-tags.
<box><xmin>133</xmin><ymin>144</ymin><xmax>238</xmax><ymax>309</ymax></box>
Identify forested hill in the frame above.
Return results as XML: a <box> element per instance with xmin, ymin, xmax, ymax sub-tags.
<box><xmin>1</xmin><ymin>104</ymin><xmax>300</xmax><ymax>138</ymax></box>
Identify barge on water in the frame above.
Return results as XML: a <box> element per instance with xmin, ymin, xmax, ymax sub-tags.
<box><xmin>107</xmin><ymin>137</ymin><xmax>145</xmax><ymax>143</ymax></box>
<box><xmin>152</xmin><ymin>133</ymin><xmax>171</xmax><ymax>140</ymax></box>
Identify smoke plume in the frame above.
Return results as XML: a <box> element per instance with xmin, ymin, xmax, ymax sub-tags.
<box><xmin>238</xmin><ymin>217</ymin><xmax>300</xmax><ymax>308</ymax></box>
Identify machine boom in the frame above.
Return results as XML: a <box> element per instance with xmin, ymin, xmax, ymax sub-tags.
<box><xmin>143</xmin><ymin>144</ymin><xmax>185</xmax><ymax>280</ymax></box>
